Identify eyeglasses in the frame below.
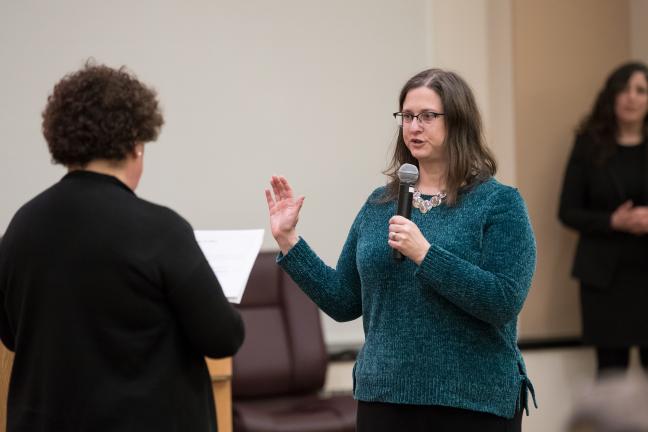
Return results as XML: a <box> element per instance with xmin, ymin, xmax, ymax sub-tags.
<box><xmin>393</xmin><ymin>111</ymin><xmax>445</xmax><ymax>127</ymax></box>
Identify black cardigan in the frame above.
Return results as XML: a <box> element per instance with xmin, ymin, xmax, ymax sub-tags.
<box><xmin>0</xmin><ymin>170</ymin><xmax>244</xmax><ymax>431</ymax></box>
<box><xmin>558</xmin><ymin>133</ymin><xmax>648</xmax><ymax>287</ymax></box>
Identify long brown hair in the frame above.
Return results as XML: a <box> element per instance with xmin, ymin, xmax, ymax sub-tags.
<box><xmin>577</xmin><ymin>61</ymin><xmax>648</xmax><ymax>165</ymax></box>
<box><xmin>382</xmin><ymin>69</ymin><xmax>496</xmax><ymax>205</ymax></box>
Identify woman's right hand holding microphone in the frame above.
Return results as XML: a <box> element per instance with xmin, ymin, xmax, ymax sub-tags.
<box><xmin>265</xmin><ymin>176</ymin><xmax>305</xmax><ymax>254</ymax></box>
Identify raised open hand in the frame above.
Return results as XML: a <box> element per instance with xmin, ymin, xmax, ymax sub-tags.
<box><xmin>265</xmin><ymin>176</ymin><xmax>305</xmax><ymax>254</ymax></box>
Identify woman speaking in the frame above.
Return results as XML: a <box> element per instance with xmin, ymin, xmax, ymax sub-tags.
<box><xmin>266</xmin><ymin>68</ymin><xmax>536</xmax><ymax>431</ymax></box>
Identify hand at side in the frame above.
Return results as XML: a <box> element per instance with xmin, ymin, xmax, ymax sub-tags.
<box><xmin>611</xmin><ymin>201</ymin><xmax>648</xmax><ymax>235</ymax></box>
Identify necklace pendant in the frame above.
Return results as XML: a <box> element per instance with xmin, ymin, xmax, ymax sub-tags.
<box><xmin>411</xmin><ymin>188</ymin><xmax>446</xmax><ymax>214</ymax></box>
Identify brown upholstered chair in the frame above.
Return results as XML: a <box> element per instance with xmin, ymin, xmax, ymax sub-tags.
<box><xmin>232</xmin><ymin>251</ymin><xmax>356</xmax><ymax>432</ymax></box>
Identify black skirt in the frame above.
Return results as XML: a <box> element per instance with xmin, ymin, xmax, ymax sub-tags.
<box><xmin>356</xmin><ymin>401</ymin><xmax>522</xmax><ymax>432</ymax></box>
<box><xmin>581</xmin><ymin>260</ymin><xmax>648</xmax><ymax>346</ymax></box>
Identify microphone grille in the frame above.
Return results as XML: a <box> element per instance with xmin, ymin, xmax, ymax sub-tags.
<box><xmin>397</xmin><ymin>163</ymin><xmax>419</xmax><ymax>184</ymax></box>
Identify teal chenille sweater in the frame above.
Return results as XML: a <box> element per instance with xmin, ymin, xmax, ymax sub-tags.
<box><xmin>277</xmin><ymin>178</ymin><xmax>537</xmax><ymax>419</ymax></box>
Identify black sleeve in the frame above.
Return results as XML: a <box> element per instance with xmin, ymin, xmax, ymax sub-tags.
<box><xmin>0</xmin><ymin>293</ymin><xmax>15</xmax><ymax>352</ymax></box>
<box><xmin>558</xmin><ymin>135</ymin><xmax>614</xmax><ymax>234</ymax></box>
<box><xmin>158</xmin><ymin>221</ymin><xmax>244</xmax><ymax>359</ymax></box>
<box><xmin>0</xmin><ymin>236</ymin><xmax>16</xmax><ymax>351</ymax></box>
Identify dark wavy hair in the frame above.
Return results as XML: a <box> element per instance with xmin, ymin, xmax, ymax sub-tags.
<box><xmin>42</xmin><ymin>61</ymin><xmax>164</xmax><ymax>166</ymax></box>
<box><xmin>578</xmin><ymin>61</ymin><xmax>648</xmax><ymax>164</ymax></box>
<box><xmin>382</xmin><ymin>68</ymin><xmax>496</xmax><ymax>205</ymax></box>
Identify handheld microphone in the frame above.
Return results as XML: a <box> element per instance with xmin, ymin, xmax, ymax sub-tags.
<box><xmin>393</xmin><ymin>163</ymin><xmax>419</xmax><ymax>261</ymax></box>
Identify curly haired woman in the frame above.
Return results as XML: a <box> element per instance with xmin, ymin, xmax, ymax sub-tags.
<box><xmin>0</xmin><ymin>62</ymin><xmax>244</xmax><ymax>431</ymax></box>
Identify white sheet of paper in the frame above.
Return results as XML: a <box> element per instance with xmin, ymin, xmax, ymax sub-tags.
<box><xmin>194</xmin><ymin>229</ymin><xmax>264</xmax><ymax>303</ymax></box>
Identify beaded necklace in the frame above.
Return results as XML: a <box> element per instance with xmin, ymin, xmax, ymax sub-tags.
<box><xmin>412</xmin><ymin>188</ymin><xmax>446</xmax><ymax>213</ymax></box>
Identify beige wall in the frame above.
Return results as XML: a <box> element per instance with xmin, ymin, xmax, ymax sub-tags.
<box><xmin>428</xmin><ymin>0</ymin><xmax>637</xmax><ymax>340</ymax></box>
<box><xmin>428</xmin><ymin>0</ymin><xmax>516</xmax><ymax>186</ymax></box>
<box><xmin>487</xmin><ymin>1</ymin><xmax>517</xmax><ymax>187</ymax></box>
<box><xmin>0</xmin><ymin>0</ymin><xmax>433</xmax><ymax>348</ymax></box>
<box><xmin>513</xmin><ymin>0</ymin><xmax>631</xmax><ymax>339</ymax></box>
<box><xmin>631</xmin><ymin>0</ymin><xmax>648</xmax><ymax>62</ymax></box>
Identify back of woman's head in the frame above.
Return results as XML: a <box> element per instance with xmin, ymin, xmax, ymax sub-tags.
<box><xmin>42</xmin><ymin>61</ymin><xmax>164</xmax><ymax>167</ymax></box>
<box><xmin>580</xmin><ymin>61</ymin><xmax>648</xmax><ymax>146</ymax></box>
<box><xmin>384</xmin><ymin>68</ymin><xmax>496</xmax><ymax>205</ymax></box>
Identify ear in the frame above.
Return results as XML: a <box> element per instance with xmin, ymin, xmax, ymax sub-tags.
<box><xmin>132</xmin><ymin>142</ymin><xmax>144</xmax><ymax>158</ymax></box>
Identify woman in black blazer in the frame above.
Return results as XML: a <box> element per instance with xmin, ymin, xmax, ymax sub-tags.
<box><xmin>559</xmin><ymin>62</ymin><xmax>648</xmax><ymax>374</ymax></box>
<box><xmin>0</xmin><ymin>63</ymin><xmax>244</xmax><ymax>431</ymax></box>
